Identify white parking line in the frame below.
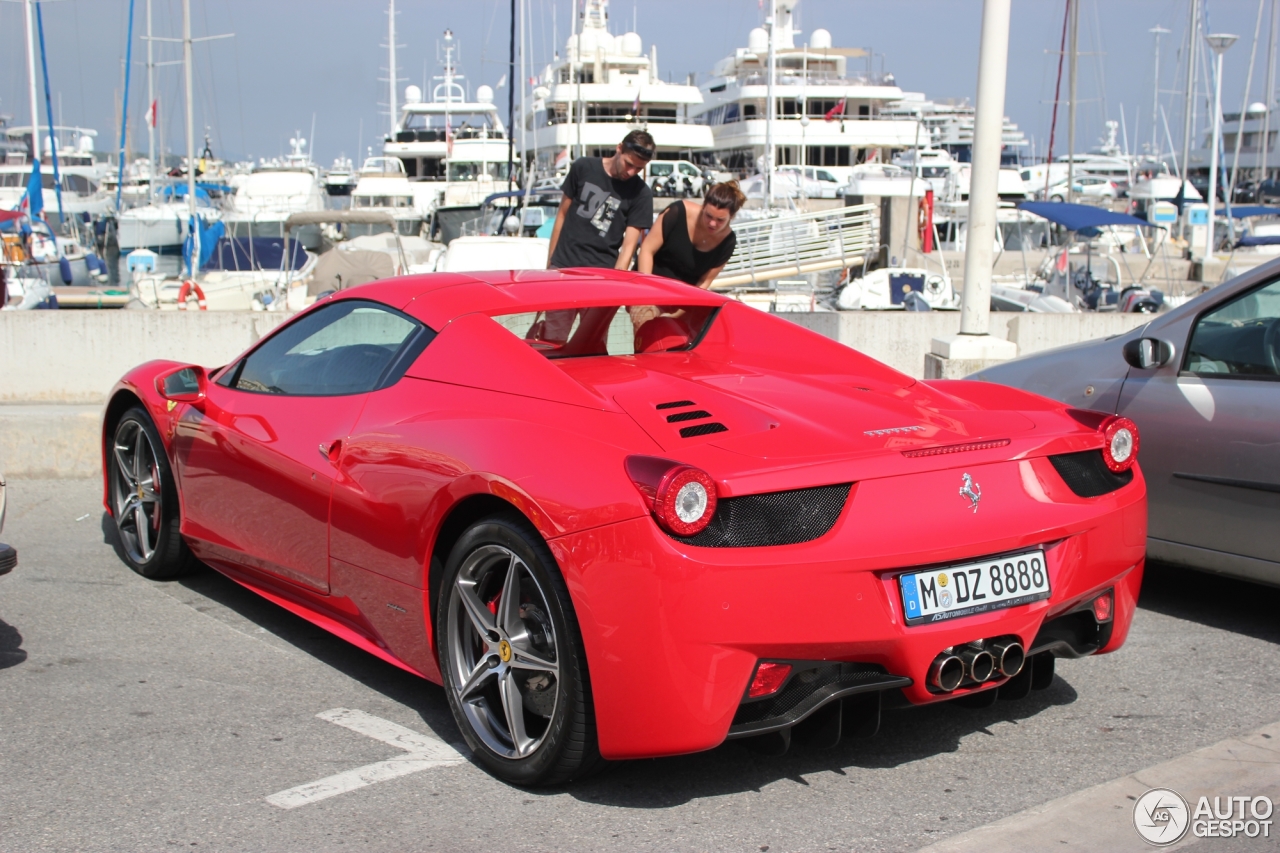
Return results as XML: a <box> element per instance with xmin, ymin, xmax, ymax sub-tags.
<box><xmin>266</xmin><ymin>708</ymin><xmax>465</xmax><ymax>809</ymax></box>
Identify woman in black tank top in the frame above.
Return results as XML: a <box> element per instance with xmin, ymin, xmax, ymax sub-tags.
<box><xmin>637</xmin><ymin>181</ymin><xmax>745</xmax><ymax>288</ymax></box>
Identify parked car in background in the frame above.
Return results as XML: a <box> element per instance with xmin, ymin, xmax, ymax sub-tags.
<box><xmin>1043</xmin><ymin>176</ymin><xmax>1119</xmax><ymax>202</ymax></box>
<box><xmin>778</xmin><ymin>166</ymin><xmax>844</xmax><ymax>198</ymax></box>
<box><xmin>646</xmin><ymin>160</ymin><xmax>708</xmax><ymax>197</ymax></box>
<box><xmin>973</xmin><ymin>261</ymin><xmax>1280</xmax><ymax>587</ymax></box>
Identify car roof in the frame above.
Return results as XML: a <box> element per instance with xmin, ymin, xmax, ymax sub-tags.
<box><xmin>344</xmin><ymin>268</ymin><xmax>728</xmax><ymax>329</ymax></box>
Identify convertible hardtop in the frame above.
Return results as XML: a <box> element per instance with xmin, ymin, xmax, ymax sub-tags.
<box><xmin>340</xmin><ymin>268</ymin><xmax>727</xmax><ymax>329</ymax></box>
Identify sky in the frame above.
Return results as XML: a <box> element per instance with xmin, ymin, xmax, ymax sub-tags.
<box><xmin>1</xmin><ymin>0</ymin><xmax>1277</xmax><ymax>167</ymax></box>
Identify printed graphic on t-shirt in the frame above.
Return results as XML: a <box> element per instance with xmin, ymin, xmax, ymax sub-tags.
<box><xmin>576</xmin><ymin>181</ymin><xmax>621</xmax><ymax>237</ymax></box>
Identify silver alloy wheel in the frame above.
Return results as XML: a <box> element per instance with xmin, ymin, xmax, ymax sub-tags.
<box><xmin>111</xmin><ymin>419</ymin><xmax>163</xmax><ymax>565</ymax></box>
<box><xmin>446</xmin><ymin>544</ymin><xmax>561</xmax><ymax>760</ymax></box>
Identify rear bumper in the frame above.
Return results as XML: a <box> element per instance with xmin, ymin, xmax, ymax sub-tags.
<box><xmin>549</xmin><ymin>458</ymin><xmax>1146</xmax><ymax>760</ymax></box>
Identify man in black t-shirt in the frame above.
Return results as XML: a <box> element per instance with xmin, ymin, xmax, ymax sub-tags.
<box><xmin>546</xmin><ymin>130</ymin><xmax>655</xmax><ymax>270</ymax></box>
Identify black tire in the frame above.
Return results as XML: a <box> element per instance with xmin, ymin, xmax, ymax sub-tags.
<box><xmin>107</xmin><ymin>406</ymin><xmax>196</xmax><ymax>579</ymax></box>
<box><xmin>436</xmin><ymin>513</ymin><xmax>603</xmax><ymax>786</ymax></box>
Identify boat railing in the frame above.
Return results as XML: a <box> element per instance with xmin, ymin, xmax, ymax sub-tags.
<box><xmin>713</xmin><ymin>203</ymin><xmax>878</xmax><ymax>288</ymax></box>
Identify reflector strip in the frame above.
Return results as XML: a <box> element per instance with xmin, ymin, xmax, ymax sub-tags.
<box><xmin>901</xmin><ymin>439</ymin><xmax>1011</xmax><ymax>458</ymax></box>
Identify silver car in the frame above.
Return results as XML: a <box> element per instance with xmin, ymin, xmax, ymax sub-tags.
<box><xmin>972</xmin><ymin>261</ymin><xmax>1280</xmax><ymax>586</ymax></box>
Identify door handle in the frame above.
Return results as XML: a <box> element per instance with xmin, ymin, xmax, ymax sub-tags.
<box><xmin>318</xmin><ymin>440</ymin><xmax>343</xmax><ymax>464</ymax></box>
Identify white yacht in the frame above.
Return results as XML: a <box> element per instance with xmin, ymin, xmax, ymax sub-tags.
<box><xmin>223</xmin><ymin>137</ymin><xmax>327</xmax><ymax>247</ymax></box>
<box><xmin>690</xmin><ymin>0</ymin><xmax>917</xmax><ymax>182</ymax></box>
<box><xmin>324</xmin><ymin>157</ymin><xmax>356</xmax><ymax>197</ymax></box>
<box><xmin>349</xmin><ymin>157</ymin><xmax>424</xmax><ymax>237</ymax></box>
<box><xmin>383</xmin><ymin>32</ymin><xmax>511</xmax><ymax>212</ymax></box>
<box><xmin>0</xmin><ymin>128</ymin><xmax>113</xmax><ymax>220</ymax></box>
<box><xmin>521</xmin><ymin>0</ymin><xmax>712</xmax><ymax>171</ymax></box>
<box><xmin>880</xmin><ymin>92</ymin><xmax>1030</xmax><ymax>169</ymax></box>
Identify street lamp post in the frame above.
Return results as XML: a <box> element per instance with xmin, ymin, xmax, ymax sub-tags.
<box><xmin>926</xmin><ymin>0</ymin><xmax>1017</xmax><ymax>376</ymax></box>
<box><xmin>1205</xmin><ymin>33</ymin><xmax>1238</xmax><ymax>263</ymax></box>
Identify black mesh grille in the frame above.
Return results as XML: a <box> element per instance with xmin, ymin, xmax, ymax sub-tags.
<box><xmin>672</xmin><ymin>483</ymin><xmax>851</xmax><ymax>547</ymax></box>
<box><xmin>666</xmin><ymin>410</ymin><xmax>712</xmax><ymax>423</ymax></box>
<box><xmin>1049</xmin><ymin>450</ymin><xmax>1133</xmax><ymax>498</ymax></box>
<box><xmin>679</xmin><ymin>422</ymin><xmax>728</xmax><ymax>438</ymax></box>
<box><xmin>655</xmin><ymin>400</ymin><xmax>695</xmax><ymax>410</ymax></box>
<box><xmin>731</xmin><ymin>663</ymin><xmax>894</xmax><ymax>729</ymax></box>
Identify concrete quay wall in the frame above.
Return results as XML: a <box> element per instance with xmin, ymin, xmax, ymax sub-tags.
<box><xmin>0</xmin><ymin>309</ymin><xmax>1151</xmax><ymax>477</ymax></box>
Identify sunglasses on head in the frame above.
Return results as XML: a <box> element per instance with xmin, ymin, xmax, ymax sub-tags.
<box><xmin>622</xmin><ymin>141</ymin><xmax>654</xmax><ymax>160</ymax></box>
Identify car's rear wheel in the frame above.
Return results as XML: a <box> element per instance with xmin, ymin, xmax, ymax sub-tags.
<box><xmin>438</xmin><ymin>514</ymin><xmax>602</xmax><ymax>786</ymax></box>
<box><xmin>108</xmin><ymin>407</ymin><xmax>195</xmax><ymax>579</ymax></box>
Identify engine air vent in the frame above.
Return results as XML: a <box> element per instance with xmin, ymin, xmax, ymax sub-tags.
<box><xmin>1049</xmin><ymin>450</ymin><xmax>1133</xmax><ymax>497</ymax></box>
<box><xmin>666</xmin><ymin>410</ymin><xmax>712</xmax><ymax>423</ymax></box>
<box><xmin>655</xmin><ymin>400</ymin><xmax>695</xmax><ymax>410</ymax></box>
<box><xmin>679</xmin><ymin>422</ymin><xmax>728</xmax><ymax>438</ymax></box>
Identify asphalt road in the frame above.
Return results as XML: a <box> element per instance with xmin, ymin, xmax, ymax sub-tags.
<box><xmin>1</xmin><ymin>478</ymin><xmax>1278</xmax><ymax>853</ymax></box>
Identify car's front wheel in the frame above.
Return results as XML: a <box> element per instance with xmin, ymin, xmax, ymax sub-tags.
<box><xmin>437</xmin><ymin>514</ymin><xmax>602</xmax><ymax>786</ymax></box>
<box><xmin>108</xmin><ymin>407</ymin><xmax>195</xmax><ymax>579</ymax></box>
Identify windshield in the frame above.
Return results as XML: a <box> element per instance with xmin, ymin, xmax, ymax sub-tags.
<box><xmin>492</xmin><ymin>305</ymin><xmax>718</xmax><ymax>359</ymax></box>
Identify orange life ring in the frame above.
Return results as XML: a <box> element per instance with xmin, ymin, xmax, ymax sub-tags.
<box><xmin>177</xmin><ymin>279</ymin><xmax>207</xmax><ymax>310</ymax></box>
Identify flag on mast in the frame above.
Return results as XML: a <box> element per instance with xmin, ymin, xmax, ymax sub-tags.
<box><xmin>824</xmin><ymin>99</ymin><xmax>846</xmax><ymax>122</ymax></box>
<box><xmin>145</xmin><ymin>100</ymin><xmax>158</xmax><ymax>128</ymax></box>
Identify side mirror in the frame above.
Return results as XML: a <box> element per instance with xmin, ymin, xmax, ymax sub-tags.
<box><xmin>155</xmin><ymin>365</ymin><xmax>207</xmax><ymax>405</ymax></box>
<box><xmin>1122</xmin><ymin>337</ymin><xmax>1175</xmax><ymax>370</ymax></box>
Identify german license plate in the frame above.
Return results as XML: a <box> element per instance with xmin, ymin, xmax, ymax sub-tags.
<box><xmin>898</xmin><ymin>550</ymin><xmax>1050</xmax><ymax>626</ymax></box>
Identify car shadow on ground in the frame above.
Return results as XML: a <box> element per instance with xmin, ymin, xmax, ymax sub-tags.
<box><xmin>0</xmin><ymin>617</ymin><xmax>26</xmax><ymax>670</ymax></box>
<box><xmin>1139</xmin><ymin>560</ymin><xmax>1280</xmax><ymax>645</ymax></box>
<box><xmin>99</xmin><ymin>513</ymin><xmax>459</xmax><ymax>740</ymax></box>
<box><xmin>98</xmin><ymin>512</ymin><xmax>1083</xmax><ymax>800</ymax></box>
<box><xmin>562</xmin><ymin>679</ymin><xmax>1079</xmax><ymax>806</ymax></box>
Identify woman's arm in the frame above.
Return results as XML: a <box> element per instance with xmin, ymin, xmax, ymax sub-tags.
<box><xmin>694</xmin><ymin>263</ymin><xmax>726</xmax><ymax>289</ymax></box>
<box><xmin>636</xmin><ymin>207</ymin><xmax>669</xmax><ymax>274</ymax></box>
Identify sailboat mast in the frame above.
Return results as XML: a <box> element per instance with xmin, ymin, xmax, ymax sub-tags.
<box><xmin>183</xmin><ymin>0</ymin><xmax>197</xmax><ymax>267</ymax></box>
<box><xmin>24</xmin><ymin>0</ymin><xmax>41</xmax><ymax>163</ymax></box>
<box><xmin>388</xmin><ymin>0</ymin><xmax>398</xmax><ymax>140</ymax></box>
<box><xmin>1263</xmin><ymin>0</ymin><xmax>1278</xmax><ymax>181</ymax></box>
<box><xmin>507</xmin><ymin>0</ymin><xmax>516</xmax><ymax>193</ymax></box>
<box><xmin>765</xmin><ymin>0</ymin><xmax>777</xmax><ymax>208</ymax></box>
<box><xmin>1067</xmin><ymin>0</ymin><xmax>1078</xmax><ymax>204</ymax></box>
<box><xmin>1179</xmin><ymin>0</ymin><xmax>1200</xmax><ymax>188</ymax></box>
<box><xmin>1150</xmin><ymin>26</ymin><xmax>1170</xmax><ymax>154</ymax></box>
<box><xmin>147</xmin><ymin>0</ymin><xmax>155</xmax><ymax>184</ymax></box>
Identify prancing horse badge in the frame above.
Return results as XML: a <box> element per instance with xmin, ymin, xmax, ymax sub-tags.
<box><xmin>959</xmin><ymin>473</ymin><xmax>981</xmax><ymax>513</ymax></box>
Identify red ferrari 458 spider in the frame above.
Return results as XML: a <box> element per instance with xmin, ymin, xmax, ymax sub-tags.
<box><xmin>101</xmin><ymin>269</ymin><xmax>1146</xmax><ymax>785</ymax></box>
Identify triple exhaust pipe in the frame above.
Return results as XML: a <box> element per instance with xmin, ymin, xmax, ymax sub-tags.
<box><xmin>927</xmin><ymin>637</ymin><xmax>1025</xmax><ymax>693</ymax></box>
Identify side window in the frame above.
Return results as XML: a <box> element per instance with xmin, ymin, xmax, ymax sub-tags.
<box><xmin>678</xmin><ymin>163</ymin><xmax>699</xmax><ymax>177</ymax></box>
<box><xmin>232</xmin><ymin>300</ymin><xmax>431</xmax><ymax>396</ymax></box>
<box><xmin>648</xmin><ymin>163</ymin><xmax>673</xmax><ymax>177</ymax></box>
<box><xmin>1185</xmin><ymin>279</ymin><xmax>1280</xmax><ymax>377</ymax></box>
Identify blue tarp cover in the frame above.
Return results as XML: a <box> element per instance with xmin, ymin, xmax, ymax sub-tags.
<box><xmin>1236</xmin><ymin>234</ymin><xmax>1280</xmax><ymax>247</ymax></box>
<box><xmin>182</xmin><ymin>218</ymin><xmax>226</xmax><ymax>275</ymax></box>
<box><xmin>1227</xmin><ymin>205</ymin><xmax>1280</xmax><ymax>218</ymax></box>
<box><xmin>1018</xmin><ymin>201</ymin><xmax>1156</xmax><ymax>231</ymax></box>
<box><xmin>202</xmin><ymin>236</ymin><xmax>309</xmax><ymax>271</ymax></box>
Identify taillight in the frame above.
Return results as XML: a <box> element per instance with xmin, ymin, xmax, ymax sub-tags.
<box><xmin>625</xmin><ymin>455</ymin><xmax>719</xmax><ymax>536</ymax></box>
<box><xmin>1099</xmin><ymin>416</ymin><xmax>1140</xmax><ymax>473</ymax></box>
<box><xmin>748</xmin><ymin>662</ymin><xmax>792</xmax><ymax>698</ymax></box>
<box><xmin>1091</xmin><ymin>590</ymin><xmax>1114</xmax><ymax>622</ymax></box>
